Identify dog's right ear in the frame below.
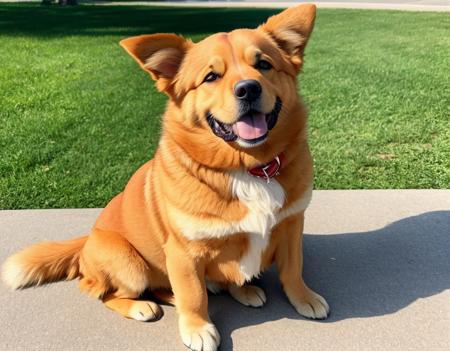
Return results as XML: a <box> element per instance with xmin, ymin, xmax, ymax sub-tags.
<box><xmin>120</xmin><ymin>34</ymin><xmax>192</xmax><ymax>94</ymax></box>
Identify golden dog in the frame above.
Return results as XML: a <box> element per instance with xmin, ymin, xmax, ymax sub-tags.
<box><xmin>2</xmin><ymin>4</ymin><xmax>329</xmax><ymax>351</ymax></box>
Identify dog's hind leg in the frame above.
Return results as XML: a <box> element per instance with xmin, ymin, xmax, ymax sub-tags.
<box><xmin>102</xmin><ymin>291</ymin><xmax>163</xmax><ymax>322</ymax></box>
<box><xmin>78</xmin><ymin>229</ymin><xmax>162</xmax><ymax>321</ymax></box>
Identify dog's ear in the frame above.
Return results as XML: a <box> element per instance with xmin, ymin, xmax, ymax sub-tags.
<box><xmin>259</xmin><ymin>4</ymin><xmax>316</xmax><ymax>71</ymax></box>
<box><xmin>120</xmin><ymin>33</ymin><xmax>192</xmax><ymax>93</ymax></box>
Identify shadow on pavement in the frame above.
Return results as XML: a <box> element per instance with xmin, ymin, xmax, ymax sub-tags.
<box><xmin>207</xmin><ymin>211</ymin><xmax>450</xmax><ymax>350</ymax></box>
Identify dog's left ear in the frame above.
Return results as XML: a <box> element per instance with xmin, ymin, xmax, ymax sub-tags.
<box><xmin>259</xmin><ymin>4</ymin><xmax>316</xmax><ymax>71</ymax></box>
<box><xmin>120</xmin><ymin>33</ymin><xmax>192</xmax><ymax>94</ymax></box>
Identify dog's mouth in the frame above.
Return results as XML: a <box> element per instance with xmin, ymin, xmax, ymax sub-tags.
<box><xmin>206</xmin><ymin>97</ymin><xmax>282</xmax><ymax>147</ymax></box>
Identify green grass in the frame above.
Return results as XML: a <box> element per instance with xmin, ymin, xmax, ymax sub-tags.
<box><xmin>0</xmin><ymin>4</ymin><xmax>449</xmax><ymax>209</ymax></box>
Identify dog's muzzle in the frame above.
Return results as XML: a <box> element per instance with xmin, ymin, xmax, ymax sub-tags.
<box><xmin>206</xmin><ymin>97</ymin><xmax>282</xmax><ymax>146</ymax></box>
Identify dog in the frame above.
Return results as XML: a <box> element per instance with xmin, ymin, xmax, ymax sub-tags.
<box><xmin>2</xmin><ymin>4</ymin><xmax>328</xmax><ymax>351</ymax></box>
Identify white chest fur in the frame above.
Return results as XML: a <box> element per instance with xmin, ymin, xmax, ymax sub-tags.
<box><xmin>231</xmin><ymin>171</ymin><xmax>286</xmax><ymax>281</ymax></box>
<box><xmin>231</xmin><ymin>171</ymin><xmax>286</xmax><ymax>238</ymax></box>
<box><xmin>172</xmin><ymin>171</ymin><xmax>284</xmax><ymax>240</ymax></box>
<box><xmin>173</xmin><ymin>170</ymin><xmax>312</xmax><ymax>280</ymax></box>
<box><xmin>232</xmin><ymin>172</ymin><xmax>314</xmax><ymax>281</ymax></box>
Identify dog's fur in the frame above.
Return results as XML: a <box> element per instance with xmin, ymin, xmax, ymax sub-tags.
<box><xmin>2</xmin><ymin>5</ymin><xmax>329</xmax><ymax>351</ymax></box>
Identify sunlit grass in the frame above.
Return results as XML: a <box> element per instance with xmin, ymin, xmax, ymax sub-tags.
<box><xmin>0</xmin><ymin>3</ymin><xmax>448</xmax><ymax>209</ymax></box>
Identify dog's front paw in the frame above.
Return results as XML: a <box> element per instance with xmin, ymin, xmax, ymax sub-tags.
<box><xmin>287</xmin><ymin>289</ymin><xmax>330</xmax><ymax>320</ymax></box>
<box><xmin>229</xmin><ymin>284</ymin><xmax>266</xmax><ymax>307</ymax></box>
<box><xmin>179</xmin><ymin>318</ymin><xmax>221</xmax><ymax>351</ymax></box>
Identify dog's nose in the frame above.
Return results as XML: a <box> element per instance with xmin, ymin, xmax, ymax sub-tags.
<box><xmin>234</xmin><ymin>80</ymin><xmax>262</xmax><ymax>101</ymax></box>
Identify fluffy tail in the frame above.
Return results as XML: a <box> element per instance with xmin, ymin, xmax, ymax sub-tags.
<box><xmin>1</xmin><ymin>236</ymin><xmax>88</xmax><ymax>290</ymax></box>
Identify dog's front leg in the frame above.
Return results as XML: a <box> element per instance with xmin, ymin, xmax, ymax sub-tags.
<box><xmin>166</xmin><ymin>237</ymin><xmax>220</xmax><ymax>351</ymax></box>
<box><xmin>274</xmin><ymin>213</ymin><xmax>330</xmax><ymax>319</ymax></box>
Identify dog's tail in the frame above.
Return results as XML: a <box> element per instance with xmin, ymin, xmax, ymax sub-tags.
<box><xmin>1</xmin><ymin>236</ymin><xmax>88</xmax><ymax>290</ymax></box>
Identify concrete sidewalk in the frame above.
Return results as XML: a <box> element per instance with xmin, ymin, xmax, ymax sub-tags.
<box><xmin>1</xmin><ymin>0</ymin><xmax>448</xmax><ymax>11</ymax></box>
<box><xmin>93</xmin><ymin>1</ymin><xmax>450</xmax><ymax>12</ymax></box>
<box><xmin>1</xmin><ymin>190</ymin><xmax>449</xmax><ymax>350</ymax></box>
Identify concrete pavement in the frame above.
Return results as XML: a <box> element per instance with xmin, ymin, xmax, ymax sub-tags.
<box><xmin>93</xmin><ymin>1</ymin><xmax>450</xmax><ymax>12</ymax></box>
<box><xmin>0</xmin><ymin>0</ymin><xmax>448</xmax><ymax>11</ymax></box>
<box><xmin>1</xmin><ymin>190</ymin><xmax>450</xmax><ymax>350</ymax></box>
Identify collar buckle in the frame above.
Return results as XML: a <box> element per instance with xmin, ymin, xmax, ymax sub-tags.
<box><xmin>248</xmin><ymin>153</ymin><xmax>284</xmax><ymax>182</ymax></box>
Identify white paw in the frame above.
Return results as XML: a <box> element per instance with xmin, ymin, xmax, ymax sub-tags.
<box><xmin>179</xmin><ymin>320</ymin><xmax>221</xmax><ymax>351</ymax></box>
<box><xmin>129</xmin><ymin>301</ymin><xmax>163</xmax><ymax>322</ymax></box>
<box><xmin>289</xmin><ymin>290</ymin><xmax>330</xmax><ymax>319</ymax></box>
<box><xmin>229</xmin><ymin>284</ymin><xmax>266</xmax><ymax>307</ymax></box>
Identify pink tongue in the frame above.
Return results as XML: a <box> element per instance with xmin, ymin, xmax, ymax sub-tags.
<box><xmin>232</xmin><ymin>112</ymin><xmax>268</xmax><ymax>140</ymax></box>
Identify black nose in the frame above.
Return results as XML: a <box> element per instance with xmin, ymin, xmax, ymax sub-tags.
<box><xmin>234</xmin><ymin>80</ymin><xmax>262</xmax><ymax>101</ymax></box>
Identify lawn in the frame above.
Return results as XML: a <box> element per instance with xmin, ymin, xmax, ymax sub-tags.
<box><xmin>0</xmin><ymin>3</ymin><xmax>448</xmax><ymax>209</ymax></box>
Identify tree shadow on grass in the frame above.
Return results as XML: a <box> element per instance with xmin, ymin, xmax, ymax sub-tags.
<box><xmin>0</xmin><ymin>3</ymin><xmax>277</xmax><ymax>38</ymax></box>
<box><xmin>207</xmin><ymin>211</ymin><xmax>450</xmax><ymax>350</ymax></box>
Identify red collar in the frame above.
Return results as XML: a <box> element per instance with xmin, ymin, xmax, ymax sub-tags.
<box><xmin>248</xmin><ymin>153</ymin><xmax>285</xmax><ymax>182</ymax></box>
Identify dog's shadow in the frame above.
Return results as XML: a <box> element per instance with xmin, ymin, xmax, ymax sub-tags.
<box><xmin>207</xmin><ymin>211</ymin><xmax>450</xmax><ymax>350</ymax></box>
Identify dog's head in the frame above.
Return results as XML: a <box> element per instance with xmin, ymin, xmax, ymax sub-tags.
<box><xmin>121</xmin><ymin>4</ymin><xmax>316</xmax><ymax>166</ymax></box>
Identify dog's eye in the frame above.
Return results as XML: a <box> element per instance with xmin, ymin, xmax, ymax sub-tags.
<box><xmin>203</xmin><ymin>72</ymin><xmax>220</xmax><ymax>83</ymax></box>
<box><xmin>255</xmin><ymin>59</ymin><xmax>273</xmax><ymax>70</ymax></box>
